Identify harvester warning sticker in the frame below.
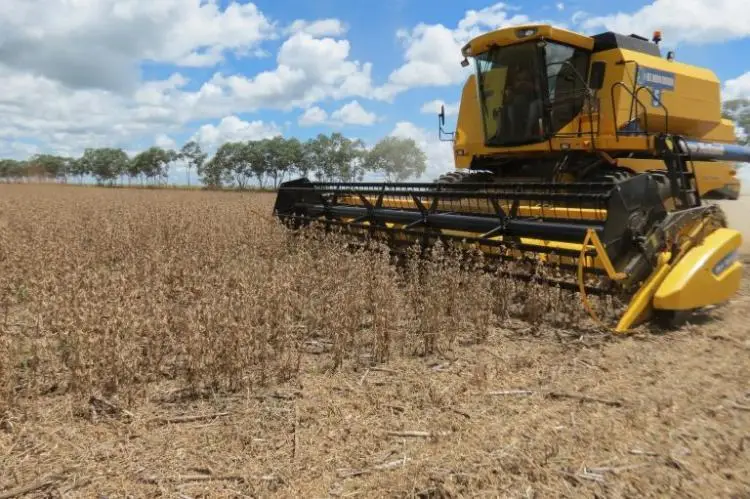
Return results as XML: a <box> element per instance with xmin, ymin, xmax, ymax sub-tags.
<box><xmin>636</xmin><ymin>67</ymin><xmax>676</xmax><ymax>107</ymax></box>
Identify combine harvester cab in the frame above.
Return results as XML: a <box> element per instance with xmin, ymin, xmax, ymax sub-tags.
<box><xmin>274</xmin><ymin>23</ymin><xmax>747</xmax><ymax>332</ymax></box>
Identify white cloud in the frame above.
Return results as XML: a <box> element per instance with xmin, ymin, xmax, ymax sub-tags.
<box><xmin>155</xmin><ymin>134</ymin><xmax>177</xmax><ymax>149</ymax></box>
<box><xmin>201</xmin><ymin>32</ymin><xmax>375</xmax><ymax>113</ymax></box>
<box><xmin>0</xmin><ymin>140</ymin><xmax>40</xmax><ymax>161</ymax></box>
<box><xmin>0</xmin><ymin>19</ymin><xmax>377</xmax><ymax>157</ymax></box>
<box><xmin>298</xmin><ymin>101</ymin><xmax>378</xmax><ymax>127</ymax></box>
<box><xmin>420</xmin><ymin>99</ymin><xmax>459</xmax><ymax>116</ymax></box>
<box><xmin>556</xmin><ymin>2</ymin><xmax>565</xmax><ymax>11</ymax></box>
<box><xmin>375</xmin><ymin>3</ymin><xmax>531</xmax><ymax>100</ymax></box>
<box><xmin>0</xmin><ymin>65</ymin><xmax>194</xmax><ymax>157</ymax></box>
<box><xmin>723</xmin><ymin>72</ymin><xmax>750</xmax><ymax>101</ymax></box>
<box><xmin>298</xmin><ymin>107</ymin><xmax>329</xmax><ymax>126</ymax></box>
<box><xmin>287</xmin><ymin>19</ymin><xmax>348</xmax><ymax>37</ymax></box>
<box><xmin>390</xmin><ymin>121</ymin><xmax>454</xmax><ymax>180</ymax></box>
<box><xmin>0</xmin><ymin>0</ymin><xmax>276</xmax><ymax>92</ymax></box>
<box><xmin>580</xmin><ymin>0</ymin><xmax>750</xmax><ymax>45</ymax></box>
<box><xmin>330</xmin><ymin>101</ymin><xmax>378</xmax><ymax>126</ymax></box>
<box><xmin>571</xmin><ymin>11</ymin><xmax>588</xmax><ymax>25</ymax></box>
<box><xmin>190</xmin><ymin>116</ymin><xmax>281</xmax><ymax>149</ymax></box>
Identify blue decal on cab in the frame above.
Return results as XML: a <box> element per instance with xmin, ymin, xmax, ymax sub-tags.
<box><xmin>636</xmin><ymin>67</ymin><xmax>676</xmax><ymax>106</ymax></box>
<box><xmin>712</xmin><ymin>250</ymin><xmax>738</xmax><ymax>276</ymax></box>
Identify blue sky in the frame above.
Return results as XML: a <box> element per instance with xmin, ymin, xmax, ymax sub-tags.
<box><xmin>0</xmin><ymin>0</ymin><xmax>748</xmax><ymax>182</ymax></box>
<box><xmin>155</xmin><ymin>0</ymin><xmax>750</xmax><ymax>148</ymax></box>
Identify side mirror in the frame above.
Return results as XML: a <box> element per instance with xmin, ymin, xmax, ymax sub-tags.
<box><xmin>461</xmin><ymin>57</ymin><xmax>469</xmax><ymax>68</ymax></box>
<box><xmin>437</xmin><ymin>104</ymin><xmax>455</xmax><ymax>142</ymax></box>
<box><xmin>588</xmin><ymin>61</ymin><xmax>606</xmax><ymax>90</ymax></box>
<box><xmin>666</xmin><ymin>51</ymin><xmax>675</xmax><ymax>61</ymax></box>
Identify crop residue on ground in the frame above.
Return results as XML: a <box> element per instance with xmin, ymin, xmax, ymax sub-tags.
<box><xmin>0</xmin><ymin>185</ymin><xmax>748</xmax><ymax>498</ymax></box>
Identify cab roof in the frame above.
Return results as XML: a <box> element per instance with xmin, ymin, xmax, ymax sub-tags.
<box><xmin>462</xmin><ymin>24</ymin><xmax>595</xmax><ymax>57</ymax></box>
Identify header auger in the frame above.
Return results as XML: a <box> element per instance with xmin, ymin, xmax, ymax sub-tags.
<box><xmin>274</xmin><ymin>23</ymin><xmax>747</xmax><ymax>332</ymax></box>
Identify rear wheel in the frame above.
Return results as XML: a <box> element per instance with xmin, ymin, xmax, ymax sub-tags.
<box><xmin>588</xmin><ymin>168</ymin><xmax>681</xmax><ymax>206</ymax></box>
<box><xmin>434</xmin><ymin>170</ymin><xmax>494</xmax><ymax>184</ymax></box>
<box><xmin>594</xmin><ymin>169</ymin><xmax>633</xmax><ymax>184</ymax></box>
<box><xmin>434</xmin><ymin>170</ymin><xmax>496</xmax><ymax>187</ymax></box>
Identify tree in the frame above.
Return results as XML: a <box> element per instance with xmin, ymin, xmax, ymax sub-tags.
<box><xmin>199</xmin><ymin>152</ymin><xmax>228</xmax><ymax>189</ymax></box>
<box><xmin>29</xmin><ymin>154</ymin><xmax>69</xmax><ymax>182</ymax></box>
<box><xmin>262</xmin><ymin>136</ymin><xmax>301</xmax><ymax>189</ymax></box>
<box><xmin>79</xmin><ymin>148</ymin><xmax>129</xmax><ymax>185</ymax></box>
<box><xmin>227</xmin><ymin>142</ymin><xmax>252</xmax><ymax>189</ymax></box>
<box><xmin>69</xmin><ymin>157</ymin><xmax>90</xmax><ymax>184</ymax></box>
<box><xmin>295</xmin><ymin>139</ymin><xmax>314</xmax><ymax>179</ymax></box>
<box><xmin>202</xmin><ymin>141</ymin><xmax>259</xmax><ymax>189</ymax></box>
<box><xmin>131</xmin><ymin>147</ymin><xmax>176</xmax><ymax>185</ymax></box>
<box><xmin>722</xmin><ymin>99</ymin><xmax>750</xmax><ymax>145</ymax></box>
<box><xmin>0</xmin><ymin>159</ymin><xmax>11</xmax><ymax>182</ymax></box>
<box><xmin>245</xmin><ymin>141</ymin><xmax>268</xmax><ymax>188</ymax></box>
<box><xmin>180</xmin><ymin>141</ymin><xmax>207</xmax><ymax>187</ymax></box>
<box><xmin>0</xmin><ymin>159</ymin><xmax>26</xmax><ymax>183</ymax></box>
<box><xmin>305</xmin><ymin>133</ymin><xmax>366</xmax><ymax>182</ymax></box>
<box><xmin>126</xmin><ymin>155</ymin><xmax>142</xmax><ymax>185</ymax></box>
<box><xmin>364</xmin><ymin>136</ymin><xmax>427</xmax><ymax>182</ymax></box>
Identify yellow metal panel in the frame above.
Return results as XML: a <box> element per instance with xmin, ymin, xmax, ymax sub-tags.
<box><xmin>466</xmin><ymin>24</ymin><xmax>594</xmax><ymax>55</ymax></box>
<box><xmin>702</xmin><ymin>118</ymin><xmax>740</xmax><ymax>143</ymax></box>
<box><xmin>653</xmin><ymin>228</ymin><xmax>743</xmax><ymax>310</ymax></box>
<box><xmin>454</xmin><ymin>75</ymin><xmax>482</xmax><ymax>170</ymax></box>
<box><xmin>612</xmin><ymin>49</ymin><xmax>722</xmax><ymax>137</ymax></box>
<box><xmin>587</xmin><ymin>50</ymin><xmax>634</xmax><ymax>137</ymax></box>
<box><xmin>614</xmin><ymin>252</ymin><xmax>672</xmax><ymax>332</ymax></box>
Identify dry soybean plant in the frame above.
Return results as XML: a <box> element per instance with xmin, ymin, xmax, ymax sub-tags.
<box><xmin>0</xmin><ymin>185</ymin><xmax>611</xmax><ymax>411</ymax></box>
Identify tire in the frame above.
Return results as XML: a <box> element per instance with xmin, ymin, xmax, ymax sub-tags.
<box><xmin>587</xmin><ymin>168</ymin><xmax>633</xmax><ymax>185</ymax></box>
<box><xmin>653</xmin><ymin>309</ymin><xmax>691</xmax><ymax>331</ymax></box>
<box><xmin>434</xmin><ymin>170</ymin><xmax>494</xmax><ymax>185</ymax></box>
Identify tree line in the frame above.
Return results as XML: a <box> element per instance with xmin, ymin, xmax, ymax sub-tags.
<box><xmin>0</xmin><ymin>132</ymin><xmax>428</xmax><ymax>188</ymax></box>
<box><xmin>2</xmin><ymin>97</ymin><xmax>746</xmax><ymax>188</ymax></box>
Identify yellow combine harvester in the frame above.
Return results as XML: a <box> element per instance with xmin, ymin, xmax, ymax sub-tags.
<box><xmin>274</xmin><ymin>24</ymin><xmax>747</xmax><ymax>332</ymax></box>
<box><xmin>446</xmin><ymin>40</ymin><xmax>743</xmax><ymax>200</ymax></box>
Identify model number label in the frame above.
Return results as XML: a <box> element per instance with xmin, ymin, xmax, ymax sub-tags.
<box><xmin>637</xmin><ymin>68</ymin><xmax>676</xmax><ymax>90</ymax></box>
<box><xmin>712</xmin><ymin>250</ymin><xmax>738</xmax><ymax>276</ymax></box>
<box><xmin>637</xmin><ymin>67</ymin><xmax>676</xmax><ymax>106</ymax></box>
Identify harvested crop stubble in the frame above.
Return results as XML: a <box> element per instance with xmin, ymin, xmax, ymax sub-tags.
<box><xmin>0</xmin><ymin>184</ymin><xmax>749</xmax><ymax>498</ymax></box>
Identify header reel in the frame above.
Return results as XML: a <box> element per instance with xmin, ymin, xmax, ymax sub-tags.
<box><xmin>274</xmin><ymin>171</ymin><xmax>741</xmax><ymax>332</ymax></box>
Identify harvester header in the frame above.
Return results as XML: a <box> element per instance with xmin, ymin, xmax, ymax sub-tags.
<box><xmin>274</xmin><ymin>22</ymin><xmax>746</xmax><ymax>332</ymax></box>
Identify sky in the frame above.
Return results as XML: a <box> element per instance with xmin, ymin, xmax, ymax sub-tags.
<box><xmin>1</xmin><ymin>0</ymin><xmax>749</xmax><ymax>184</ymax></box>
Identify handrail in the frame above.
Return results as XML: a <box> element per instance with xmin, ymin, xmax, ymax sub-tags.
<box><xmin>610</xmin><ymin>81</ymin><xmax>650</xmax><ymax>144</ymax></box>
<box><xmin>634</xmin><ymin>85</ymin><xmax>670</xmax><ymax>134</ymax></box>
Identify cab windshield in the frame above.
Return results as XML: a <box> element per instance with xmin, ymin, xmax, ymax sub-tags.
<box><xmin>474</xmin><ymin>41</ymin><xmax>590</xmax><ymax>147</ymax></box>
